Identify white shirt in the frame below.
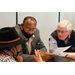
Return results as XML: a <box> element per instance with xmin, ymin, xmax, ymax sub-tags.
<box><xmin>23</xmin><ymin>34</ymin><xmax>35</xmax><ymax>54</ymax></box>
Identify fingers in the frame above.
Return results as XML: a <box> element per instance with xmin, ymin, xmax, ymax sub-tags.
<box><xmin>37</xmin><ymin>50</ymin><xmax>41</xmax><ymax>57</ymax></box>
<box><xmin>38</xmin><ymin>50</ymin><xmax>42</xmax><ymax>54</ymax></box>
<box><xmin>12</xmin><ymin>46</ymin><xmax>17</xmax><ymax>52</ymax></box>
<box><xmin>73</xmin><ymin>55</ymin><xmax>75</xmax><ymax>59</ymax></box>
<box><xmin>34</xmin><ymin>50</ymin><xmax>43</xmax><ymax>62</ymax></box>
<box><xmin>35</xmin><ymin>49</ymin><xmax>37</xmax><ymax>56</ymax></box>
<box><xmin>35</xmin><ymin>49</ymin><xmax>41</xmax><ymax>57</ymax></box>
<box><xmin>35</xmin><ymin>50</ymin><xmax>55</xmax><ymax>61</ymax></box>
<box><xmin>70</xmin><ymin>61</ymin><xmax>75</xmax><ymax>62</ymax></box>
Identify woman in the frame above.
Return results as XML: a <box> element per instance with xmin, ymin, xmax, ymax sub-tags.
<box><xmin>0</xmin><ymin>27</ymin><xmax>43</xmax><ymax>62</ymax></box>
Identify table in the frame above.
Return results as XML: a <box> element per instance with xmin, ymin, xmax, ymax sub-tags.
<box><xmin>47</xmin><ymin>52</ymin><xmax>75</xmax><ymax>62</ymax></box>
<box><xmin>47</xmin><ymin>55</ymin><xmax>75</xmax><ymax>62</ymax></box>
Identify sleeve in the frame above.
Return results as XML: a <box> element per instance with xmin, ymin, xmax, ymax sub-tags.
<box><xmin>19</xmin><ymin>44</ymin><xmax>35</xmax><ymax>62</ymax></box>
<box><xmin>49</xmin><ymin>35</ymin><xmax>67</xmax><ymax>57</ymax></box>
<box><xmin>21</xmin><ymin>54</ymin><xmax>35</xmax><ymax>62</ymax></box>
<box><xmin>36</xmin><ymin>37</ymin><xmax>47</xmax><ymax>53</ymax></box>
<box><xmin>0</xmin><ymin>55</ymin><xmax>16</xmax><ymax>62</ymax></box>
<box><xmin>35</xmin><ymin>29</ymin><xmax>47</xmax><ymax>53</ymax></box>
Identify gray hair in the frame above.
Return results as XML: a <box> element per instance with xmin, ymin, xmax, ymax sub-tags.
<box><xmin>58</xmin><ymin>20</ymin><xmax>72</xmax><ymax>31</ymax></box>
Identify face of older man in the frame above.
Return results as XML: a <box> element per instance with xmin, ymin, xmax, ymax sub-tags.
<box><xmin>57</xmin><ymin>26</ymin><xmax>71</xmax><ymax>40</ymax></box>
<box><xmin>22</xmin><ymin>18</ymin><xmax>36</xmax><ymax>34</ymax></box>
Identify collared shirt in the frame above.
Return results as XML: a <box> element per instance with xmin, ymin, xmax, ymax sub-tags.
<box><xmin>64</xmin><ymin>35</ymin><xmax>70</xmax><ymax>45</ymax></box>
<box><xmin>0</xmin><ymin>49</ymin><xmax>16</xmax><ymax>62</ymax></box>
<box><xmin>49</xmin><ymin>35</ymin><xmax>68</xmax><ymax>57</ymax></box>
<box><xmin>23</xmin><ymin>34</ymin><xmax>35</xmax><ymax>54</ymax></box>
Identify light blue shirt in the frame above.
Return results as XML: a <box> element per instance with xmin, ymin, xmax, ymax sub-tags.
<box><xmin>49</xmin><ymin>36</ymin><xmax>67</xmax><ymax>57</ymax></box>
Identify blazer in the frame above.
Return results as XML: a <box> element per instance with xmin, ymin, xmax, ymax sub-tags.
<box><xmin>15</xmin><ymin>24</ymin><xmax>47</xmax><ymax>62</ymax></box>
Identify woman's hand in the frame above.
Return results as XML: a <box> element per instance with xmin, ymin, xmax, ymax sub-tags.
<box><xmin>16</xmin><ymin>55</ymin><xmax>23</xmax><ymax>62</ymax></box>
<box><xmin>34</xmin><ymin>49</ymin><xmax>43</xmax><ymax>62</ymax></box>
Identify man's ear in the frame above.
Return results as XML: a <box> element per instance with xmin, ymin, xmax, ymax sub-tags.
<box><xmin>21</xmin><ymin>23</ymin><xmax>24</xmax><ymax>30</ymax></box>
<box><xmin>69</xmin><ymin>30</ymin><xmax>72</xmax><ymax>35</ymax></box>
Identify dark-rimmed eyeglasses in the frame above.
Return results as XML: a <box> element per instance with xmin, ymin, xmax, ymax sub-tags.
<box><xmin>25</xmin><ymin>27</ymin><xmax>36</xmax><ymax>31</ymax></box>
<box><xmin>57</xmin><ymin>30</ymin><xmax>68</xmax><ymax>34</ymax></box>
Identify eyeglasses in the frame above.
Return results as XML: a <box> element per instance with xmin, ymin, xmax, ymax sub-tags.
<box><xmin>25</xmin><ymin>27</ymin><xmax>36</xmax><ymax>31</ymax></box>
<box><xmin>57</xmin><ymin>30</ymin><xmax>68</xmax><ymax>34</ymax></box>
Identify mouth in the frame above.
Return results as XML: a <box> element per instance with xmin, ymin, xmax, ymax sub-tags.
<box><xmin>58</xmin><ymin>36</ymin><xmax>62</xmax><ymax>39</ymax></box>
<box><xmin>59</xmin><ymin>35</ymin><xmax>62</xmax><ymax>38</ymax></box>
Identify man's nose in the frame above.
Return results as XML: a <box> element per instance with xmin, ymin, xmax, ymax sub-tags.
<box><xmin>58</xmin><ymin>32</ymin><xmax>62</xmax><ymax>35</ymax></box>
<box><xmin>27</xmin><ymin>31</ymin><xmax>34</xmax><ymax>34</ymax></box>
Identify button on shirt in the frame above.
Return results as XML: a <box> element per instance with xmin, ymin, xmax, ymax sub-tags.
<box><xmin>23</xmin><ymin>34</ymin><xmax>35</xmax><ymax>54</ymax></box>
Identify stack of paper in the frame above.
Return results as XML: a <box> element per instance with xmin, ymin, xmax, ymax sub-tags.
<box><xmin>53</xmin><ymin>46</ymin><xmax>71</xmax><ymax>55</ymax></box>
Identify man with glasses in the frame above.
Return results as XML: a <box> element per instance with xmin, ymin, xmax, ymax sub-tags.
<box><xmin>49</xmin><ymin>20</ymin><xmax>75</xmax><ymax>59</ymax></box>
<box><xmin>15</xmin><ymin>16</ymin><xmax>55</xmax><ymax>62</ymax></box>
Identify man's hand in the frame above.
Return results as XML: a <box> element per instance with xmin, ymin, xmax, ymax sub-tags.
<box><xmin>38</xmin><ymin>50</ymin><xmax>55</xmax><ymax>61</ymax></box>
<box><xmin>66</xmin><ymin>54</ymin><xmax>75</xmax><ymax>59</ymax></box>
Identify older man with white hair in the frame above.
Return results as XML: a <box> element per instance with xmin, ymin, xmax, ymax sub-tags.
<box><xmin>49</xmin><ymin>20</ymin><xmax>75</xmax><ymax>59</ymax></box>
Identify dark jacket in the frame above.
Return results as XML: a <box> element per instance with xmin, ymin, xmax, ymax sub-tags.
<box><xmin>15</xmin><ymin>24</ymin><xmax>47</xmax><ymax>61</ymax></box>
<box><xmin>51</xmin><ymin>30</ymin><xmax>75</xmax><ymax>52</ymax></box>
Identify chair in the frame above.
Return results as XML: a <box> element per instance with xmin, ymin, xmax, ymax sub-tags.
<box><xmin>49</xmin><ymin>38</ymin><xmax>50</xmax><ymax>41</ymax></box>
<box><xmin>49</xmin><ymin>38</ymin><xmax>50</xmax><ymax>48</ymax></box>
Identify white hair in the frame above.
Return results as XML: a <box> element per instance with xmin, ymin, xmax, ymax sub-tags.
<box><xmin>58</xmin><ymin>20</ymin><xmax>72</xmax><ymax>31</ymax></box>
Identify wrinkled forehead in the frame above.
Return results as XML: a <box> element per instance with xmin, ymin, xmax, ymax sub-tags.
<box><xmin>24</xmin><ymin>19</ymin><xmax>37</xmax><ymax>27</ymax></box>
<box><xmin>57</xmin><ymin>26</ymin><xmax>67</xmax><ymax>31</ymax></box>
<box><xmin>24</xmin><ymin>18</ymin><xmax>36</xmax><ymax>23</ymax></box>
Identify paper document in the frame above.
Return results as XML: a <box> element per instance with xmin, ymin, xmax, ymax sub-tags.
<box><xmin>53</xmin><ymin>46</ymin><xmax>71</xmax><ymax>55</ymax></box>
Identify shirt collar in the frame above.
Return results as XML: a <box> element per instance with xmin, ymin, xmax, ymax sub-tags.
<box><xmin>64</xmin><ymin>35</ymin><xmax>70</xmax><ymax>45</ymax></box>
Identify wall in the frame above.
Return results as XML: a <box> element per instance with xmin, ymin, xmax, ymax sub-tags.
<box><xmin>0</xmin><ymin>12</ymin><xmax>16</xmax><ymax>29</ymax></box>
<box><xmin>60</xmin><ymin>12</ymin><xmax>75</xmax><ymax>30</ymax></box>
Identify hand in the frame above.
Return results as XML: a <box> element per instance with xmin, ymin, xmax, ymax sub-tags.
<box><xmin>70</xmin><ymin>61</ymin><xmax>75</xmax><ymax>62</ymax></box>
<box><xmin>16</xmin><ymin>55</ymin><xmax>23</xmax><ymax>62</ymax></box>
<box><xmin>34</xmin><ymin>49</ymin><xmax>43</xmax><ymax>62</ymax></box>
<box><xmin>38</xmin><ymin>50</ymin><xmax>55</xmax><ymax>61</ymax></box>
<box><xmin>66</xmin><ymin>54</ymin><xmax>75</xmax><ymax>59</ymax></box>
